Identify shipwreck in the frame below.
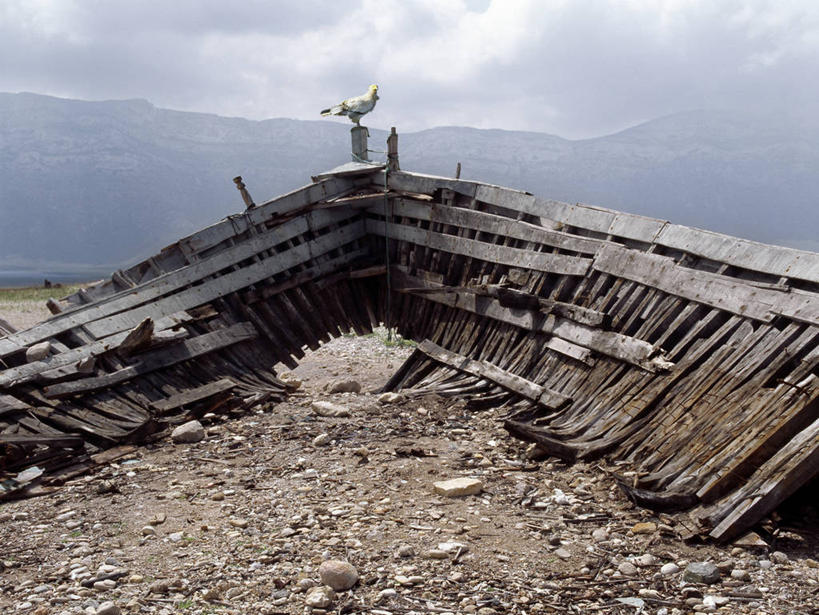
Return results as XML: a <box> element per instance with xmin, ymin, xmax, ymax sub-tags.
<box><xmin>0</xmin><ymin>126</ymin><xmax>817</xmax><ymax>543</ymax></box>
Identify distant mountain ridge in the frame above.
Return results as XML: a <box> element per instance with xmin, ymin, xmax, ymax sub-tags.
<box><xmin>1</xmin><ymin>92</ymin><xmax>817</xmax><ymax>268</ymax></box>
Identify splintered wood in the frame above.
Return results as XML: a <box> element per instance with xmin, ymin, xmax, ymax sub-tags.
<box><xmin>1</xmin><ymin>160</ymin><xmax>817</xmax><ymax>543</ymax></box>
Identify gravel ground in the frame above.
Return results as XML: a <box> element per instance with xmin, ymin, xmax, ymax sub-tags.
<box><xmin>0</xmin><ymin>310</ymin><xmax>818</xmax><ymax>615</ymax></box>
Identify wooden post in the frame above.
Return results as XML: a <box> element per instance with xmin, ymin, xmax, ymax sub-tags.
<box><xmin>387</xmin><ymin>127</ymin><xmax>400</xmax><ymax>171</ymax></box>
<box><xmin>351</xmin><ymin>126</ymin><xmax>369</xmax><ymax>162</ymax></box>
<box><xmin>233</xmin><ymin>176</ymin><xmax>255</xmax><ymax>210</ymax></box>
<box><xmin>455</xmin><ymin>162</ymin><xmax>461</xmax><ymax>179</ymax></box>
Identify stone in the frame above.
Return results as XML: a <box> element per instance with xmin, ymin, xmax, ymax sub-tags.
<box><xmin>591</xmin><ymin>528</ymin><xmax>609</xmax><ymax>542</ymax></box>
<box><xmin>395</xmin><ymin>544</ymin><xmax>415</xmax><ymax>558</ymax></box>
<box><xmin>683</xmin><ymin>562</ymin><xmax>721</xmax><ymax>584</ymax></box>
<box><xmin>26</xmin><ymin>341</ymin><xmax>51</xmax><ymax>362</ymax></box>
<box><xmin>279</xmin><ymin>372</ymin><xmax>302</xmax><ymax>391</ymax></box>
<box><xmin>770</xmin><ymin>551</ymin><xmax>789</xmax><ymax>564</ymax></box>
<box><xmin>630</xmin><ymin>522</ymin><xmax>657</xmax><ymax>535</ymax></box>
<box><xmin>525</xmin><ymin>443</ymin><xmax>550</xmax><ymax>460</ymax></box>
<box><xmin>438</xmin><ymin>541</ymin><xmax>468</xmax><ymax>554</ymax></box>
<box><xmin>730</xmin><ymin>568</ymin><xmax>751</xmax><ymax>581</ymax></box>
<box><xmin>327</xmin><ymin>379</ymin><xmax>361</xmax><ymax>394</ymax></box>
<box><xmin>635</xmin><ymin>554</ymin><xmax>658</xmax><ymax>567</ymax></box>
<box><xmin>148</xmin><ymin>580</ymin><xmax>170</xmax><ymax>595</ymax></box>
<box><xmin>95</xmin><ymin>602</ymin><xmax>121</xmax><ymax>615</ymax></box>
<box><xmin>426</xmin><ymin>549</ymin><xmax>449</xmax><ymax>559</ymax></box>
<box><xmin>313</xmin><ymin>433</ymin><xmax>331</xmax><ymax>446</ymax></box>
<box><xmin>140</xmin><ymin>526</ymin><xmax>156</xmax><ymax>536</ymax></box>
<box><xmin>319</xmin><ymin>559</ymin><xmax>358</xmax><ymax>591</ymax></box>
<box><xmin>93</xmin><ymin>579</ymin><xmax>117</xmax><ymax>591</ymax></box>
<box><xmin>311</xmin><ymin>401</ymin><xmax>351</xmax><ymax>418</ymax></box>
<box><xmin>378</xmin><ymin>392</ymin><xmax>405</xmax><ymax>404</ymax></box>
<box><xmin>618</xmin><ymin>562</ymin><xmax>638</xmax><ymax>576</ymax></box>
<box><xmin>304</xmin><ymin>586</ymin><xmax>335</xmax><ymax>608</ymax></box>
<box><xmin>170</xmin><ymin>420</ymin><xmax>205</xmax><ymax>443</ymax></box>
<box><xmin>375</xmin><ymin>588</ymin><xmax>397</xmax><ymax>603</ymax></box>
<box><xmin>661</xmin><ymin>563</ymin><xmax>680</xmax><ymax>576</ymax></box>
<box><xmin>433</xmin><ymin>478</ymin><xmax>483</xmax><ymax>497</ymax></box>
<box><xmin>555</xmin><ymin>548</ymin><xmax>571</xmax><ymax>560</ymax></box>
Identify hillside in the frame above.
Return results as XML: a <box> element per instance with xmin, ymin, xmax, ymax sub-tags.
<box><xmin>1</xmin><ymin>93</ymin><xmax>817</xmax><ymax>268</ymax></box>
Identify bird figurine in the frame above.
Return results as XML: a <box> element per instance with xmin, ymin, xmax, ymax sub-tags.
<box><xmin>320</xmin><ymin>84</ymin><xmax>379</xmax><ymax>125</ymax></box>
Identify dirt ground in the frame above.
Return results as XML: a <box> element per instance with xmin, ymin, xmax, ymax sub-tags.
<box><xmin>0</xmin><ymin>304</ymin><xmax>818</xmax><ymax>615</ymax></box>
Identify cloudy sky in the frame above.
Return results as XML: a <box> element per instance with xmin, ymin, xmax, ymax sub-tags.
<box><xmin>0</xmin><ymin>0</ymin><xmax>816</xmax><ymax>138</ymax></box>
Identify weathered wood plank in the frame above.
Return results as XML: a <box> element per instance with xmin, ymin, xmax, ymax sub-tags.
<box><xmin>0</xmin><ymin>313</ymin><xmax>192</xmax><ymax>388</ymax></box>
<box><xmin>43</xmin><ymin>323</ymin><xmax>257</xmax><ymax>398</ymax></box>
<box><xmin>371</xmin><ymin>199</ymin><xmax>607</xmax><ymax>255</ymax></box>
<box><xmin>150</xmin><ymin>378</ymin><xmax>237</xmax><ymax>413</ymax></box>
<box><xmin>417</xmin><ymin>339</ymin><xmax>571</xmax><ymax>409</ymax></box>
<box><xmin>393</xmin><ymin>269</ymin><xmax>669</xmax><ymax>370</ymax></box>
<box><xmin>655</xmin><ymin>224</ymin><xmax>819</xmax><ymax>284</ymax></box>
<box><xmin>367</xmin><ymin>220</ymin><xmax>591</xmax><ymax>276</ymax></box>
<box><xmin>82</xmin><ymin>222</ymin><xmax>366</xmax><ymax>339</ymax></box>
<box><xmin>592</xmin><ymin>244</ymin><xmax>819</xmax><ymax>325</ymax></box>
<box><xmin>0</xmin><ymin>208</ymin><xmax>362</xmax><ymax>358</ymax></box>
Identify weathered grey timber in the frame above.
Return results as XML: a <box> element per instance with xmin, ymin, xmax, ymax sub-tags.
<box><xmin>0</xmin><ymin>127</ymin><xmax>816</xmax><ymax>544</ymax></box>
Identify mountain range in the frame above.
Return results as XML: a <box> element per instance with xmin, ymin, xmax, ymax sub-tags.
<box><xmin>1</xmin><ymin>92</ymin><xmax>817</xmax><ymax>270</ymax></box>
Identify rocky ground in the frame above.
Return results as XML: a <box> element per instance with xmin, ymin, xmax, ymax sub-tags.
<box><xmin>0</xmin><ymin>307</ymin><xmax>817</xmax><ymax>615</ymax></box>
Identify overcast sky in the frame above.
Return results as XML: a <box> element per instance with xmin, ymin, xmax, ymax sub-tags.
<box><xmin>0</xmin><ymin>0</ymin><xmax>816</xmax><ymax>138</ymax></box>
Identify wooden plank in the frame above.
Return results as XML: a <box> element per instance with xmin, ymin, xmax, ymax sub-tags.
<box><xmin>43</xmin><ymin>322</ymin><xmax>257</xmax><ymax>398</ymax></box>
<box><xmin>0</xmin><ymin>433</ymin><xmax>84</xmax><ymax>447</ymax></box>
<box><xmin>366</xmin><ymin>220</ymin><xmax>591</xmax><ymax>276</ymax></box>
<box><xmin>417</xmin><ymin>339</ymin><xmax>571</xmax><ymax>409</ymax></box>
<box><xmin>0</xmin><ymin>394</ymin><xmax>31</xmax><ymax>415</ymax></box>
<box><xmin>150</xmin><ymin>378</ymin><xmax>237</xmax><ymax>412</ymax></box>
<box><xmin>82</xmin><ymin>222</ymin><xmax>366</xmax><ymax>339</ymax></box>
<box><xmin>0</xmin><ymin>313</ymin><xmax>191</xmax><ymax>388</ymax></box>
<box><xmin>592</xmin><ymin>244</ymin><xmax>819</xmax><ymax>325</ymax></box>
<box><xmin>393</xmin><ymin>270</ymin><xmax>669</xmax><ymax>371</ymax></box>
<box><xmin>655</xmin><ymin>223</ymin><xmax>819</xmax><ymax>284</ymax></box>
<box><xmin>372</xmin><ymin>199</ymin><xmax>607</xmax><ymax>255</ymax></box>
<box><xmin>707</xmin><ymin>412</ymin><xmax>819</xmax><ymax>542</ymax></box>
<box><xmin>0</xmin><ymin>208</ymin><xmax>361</xmax><ymax>358</ymax></box>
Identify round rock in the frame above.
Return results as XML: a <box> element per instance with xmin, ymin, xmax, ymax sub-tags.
<box><xmin>96</xmin><ymin>602</ymin><xmax>121</xmax><ymax>615</ymax></box>
<box><xmin>304</xmin><ymin>585</ymin><xmax>335</xmax><ymax>608</ymax></box>
<box><xmin>319</xmin><ymin>559</ymin><xmax>358</xmax><ymax>591</ymax></box>
<box><xmin>683</xmin><ymin>562</ymin><xmax>721</xmax><ymax>584</ymax></box>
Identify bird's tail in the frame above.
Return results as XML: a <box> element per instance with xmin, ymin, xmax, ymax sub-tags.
<box><xmin>320</xmin><ymin>105</ymin><xmax>343</xmax><ymax>116</ymax></box>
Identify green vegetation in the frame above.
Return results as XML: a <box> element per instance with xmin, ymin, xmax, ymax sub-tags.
<box><xmin>0</xmin><ymin>284</ymin><xmax>85</xmax><ymax>303</ymax></box>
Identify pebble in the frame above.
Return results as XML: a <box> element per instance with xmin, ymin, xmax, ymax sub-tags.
<box><xmin>95</xmin><ymin>602</ymin><xmax>121</xmax><ymax>615</ymax></box>
<box><xmin>141</xmin><ymin>526</ymin><xmax>156</xmax><ymax>536</ymax></box>
<box><xmin>26</xmin><ymin>341</ymin><xmax>51</xmax><ymax>362</ymax></box>
<box><xmin>313</xmin><ymin>433</ymin><xmax>331</xmax><ymax>446</ymax></box>
<box><xmin>554</xmin><ymin>548</ymin><xmax>571</xmax><ymax>560</ymax></box>
<box><xmin>634</xmin><ymin>554</ymin><xmax>658</xmax><ymax>567</ymax></box>
<box><xmin>311</xmin><ymin>401</ymin><xmax>351</xmax><ymax>417</ymax></box>
<box><xmin>730</xmin><ymin>568</ymin><xmax>750</xmax><ymax>581</ymax></box>
<box><xmin>93</xmin><ymin>579</ymin><xmax>116</xmax><ymax>591</ymax></box>
<box><xmin>618</xmin><ymin>562</ymin><xmax>638</xmax><ymax>576</ymax></box>
<box><xmin>327</xmin><ymin>379</ymin><xmax>361</xmax><ymax>393</ymax></box>
<box><xmin>770</xmin><ymin>551</ymin><xmax>789</xmax><ymax>564</ymax></box>
<box><xmin>661</xmin><ymin>563</ymin><xmax>680</xmax><ymax>576</ymax></box>
<box><xmin>426</xmin><ymin>549</ymin><xmax>449</xmax><ymax>559</ymax></box>
<box><xmin>591</xmin><ymin>528</ymin><xmax>609</xmax><ymax>542</ymax></box>
<box><xmin>170</xmin><ymin>420</ymin><xmax>205</xmax><ymax>443</ymax></box>
<box><xmin>319</xmin><ymin>559</ymin><xmax>358</xmax><ymax>591</ymax></box>
<box><xmin>395</xmin><ymin>544</ymin><xmax>415</xmax><ymax>558</ymax></box>
<box><xmin>630</xmin><ymin>522</ymin><xmax>657</xmax><ymax>535</ymax></box>
<box><xmin>304</xmin><ymin>585</ymin><xmax>335</xmax><ymax>608</ymax></box>
<box><xmin>375</xmin><ymin>588</ymin><xmax>397</xmax><ymax>603</ymax></box>
<box><xmin>148</xmin><ymin>580</ymin><xmax>169</xmax><ymax>595</ymax></box>
<box><xmin>378</xmin><ymin>392</ymin><xmax>405</xmax><ymax>404</ymax></box>
<box><xmin>759</xmin><ymin>559</ymin><xmax>772</xmax><ymax>570</ymax></box>
<box><xmin>683</xmin><ymin>562</ymin><xmax>721</xmax><ymax>584</ymax></box>
<box><xmin>433</xmin><ymin>477</ymin><xmax>483</xmax><ymax>497</ymax></box>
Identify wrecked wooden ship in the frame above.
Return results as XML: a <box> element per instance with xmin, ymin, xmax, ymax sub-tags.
<box><xmin>0</xmin><ymin>126</ymin><xmax>817</xmax><ymax>543</ymax></box>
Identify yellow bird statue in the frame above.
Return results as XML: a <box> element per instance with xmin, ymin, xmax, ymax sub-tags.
<box><xmin>320</xmin><ymin>84</ymin><xmax>379</xmax><ymax>125</ymax></box>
